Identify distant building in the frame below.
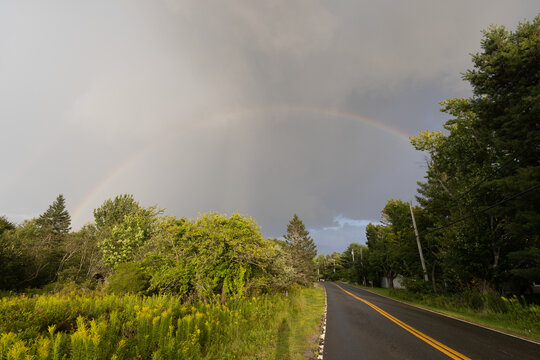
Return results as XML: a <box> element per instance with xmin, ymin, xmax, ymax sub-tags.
<box><xmin>380</xmin><ymin>275</ymin><xmax>405</xmax><ymax>289</ymax></box>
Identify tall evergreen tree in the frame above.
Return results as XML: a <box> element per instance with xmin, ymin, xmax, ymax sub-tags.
<box><xmin>0</xmin><ymin>216</ymin><xmax>15</xmax><ymax>235</ymax></box>
<box><xmin>15</xmin><ymin>195</ymin><xmax>73</xmax><ymax>287</ymax></box>
<box><xmin>283</xmin><ymin>214</ymin><xmax>317</xmax><ymax>285</ymax></box>
<box><xmin>37</xmin><ymin>194</ymin><xmax>71</xmax><ymax>235</ymax></box>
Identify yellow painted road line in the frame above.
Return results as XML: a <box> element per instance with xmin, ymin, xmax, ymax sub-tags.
<box><xmin>335</xmin><ymin>284</ymin><xmax>471</xmax><ymax>360</ymax></box>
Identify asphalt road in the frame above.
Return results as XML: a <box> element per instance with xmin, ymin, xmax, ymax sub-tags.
<box><xmin>322</xmin><ymin>281</ymin><xmax>540</xmax><ymax>360</ymax></box>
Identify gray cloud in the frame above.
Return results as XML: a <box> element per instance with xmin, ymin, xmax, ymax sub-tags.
<box><xmin>310</xmin><ymin>215</ymin><xmax>380</xmax><ymax>254</ymax></box>
<box><xmin>1</xmin><ymin>1</ymin><xmax>538</xmax><ymax>253</ymax></box>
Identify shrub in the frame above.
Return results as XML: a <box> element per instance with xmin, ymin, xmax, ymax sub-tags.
<box><xmin>400</xmin><ymin>277</ymin><xmax>433</xmax><ymax>293</ymax></box>
<box><xmin>106</xmin><ymin>262</ymin><xmax>150</xmax><ymax>295</ymax></box>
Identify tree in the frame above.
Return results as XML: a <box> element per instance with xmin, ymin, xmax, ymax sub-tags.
<box><xmin>36</xmin><ymin>194</ymin><xmax>71</xmax><ymax>236</ymax></box>
<box><xmin>264</xmin><ymin>239</ymin><xmax>296</xmax><ymax>291</ymax></box>
<box><xmin>341</xmin><ymin>243</ymin><xmax>369</xmax><ymax>285</ymax></box>
<box><xmin>93</xmin><ymin>194</ymin><xmax>142</xmax><ymax>236</ymax></box>
<box><xmin>94</xmin><ymin>195</ymin><xmax>160</xmax><ymax>269</ymax></box>
<box><xmin>283</xmin><ymin>214</ymin><xmax>317</xmax><ymax>285</ymax></box>
<box><xmin>144</xmin><ymin>212</ymin><xmax>274</xmax><ymax>301</ymax></box>
<box><xmin>411</xmin><ymin>104</ymin><xmax>495</xmax><ymax>288</ymax></box>
<box><xmin>99</xmin><ymin>213</ymin><xmax>156</xmax><ymax>268</ymax></box>
<box><xmin>0</xmin><ymin>217</ymin><xmax>27</xmax><ymax>290</ymax></box>
<box><xmin>12</xmin><ymin>219</ymin><xmax>60</xmax><ymax>287</ymax></box>
<box><xmin>366</xmin><ymin>223</ymin><xmax>397</xmax><ymax>288</ymax></box>
<box><xmin>462</xmin><ymin>15</ymin><xmax>540</xmax><ymax>289</ymax></box>
<box><xmin>382</xmin><ymin>199</ymin><xmax>426</xmax><ymax>279</ymax></box>
<box><xmin>13</xmin><ymin>195</ymin><xmax>73</xmax><ymax>286</ymax></box>
<box><xmin>57</xmin><ymin>224</ymin><xmax>104</xmax><ymax>284</ymax></box>
<box><xmin>0</xmin><ymin>216</ymin><xmax>15</xmax><ymax>235</ymax></box>
<box><xmin>410</xmin><ymin>15</ymin><xmax>540</xmax><ymax>291</ymax></box>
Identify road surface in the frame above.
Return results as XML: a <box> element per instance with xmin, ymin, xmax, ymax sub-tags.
<box><xmin>322</xmin><ymin>281</ymin><xmax>540</xmax><ymax>359</ymax></box>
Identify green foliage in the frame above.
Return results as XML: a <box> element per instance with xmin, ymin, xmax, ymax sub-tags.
<box><xmin>314</xmin><ymin>252</ymin><xmax>345</xmax><ymax>281</ymax></box>
<box><xmin>0</xmin><ymin>194</ymin><xmax>325</xmax><ymax>356</ymax></box>
<box><xmin>56</xmin><ymin>224</ymin><xmax>104</xmax><ymax>285</ymax></box>
<box><xmin>94</xmin><ymin>195</ymin><xmax>160</xmax><ymax>269</ymax></box>
<box><xmin>360</xmin><ymin>18</ymin><xmax>540</xmax><ymax>332</ymax></box>
<box><xmin>0</xmin><ymin>226</ymin><xmax>28</xmax><ymax>290</ymax></box>
<box><xmin>2</xmin><ymin>217</ymin><xmax>67</xmax><ymax>289</ymax></box>
<box><xmin>340</xmin><ymin>243</ymin><xmax>373</xmax><ymax>286</ymax></box>
<box><xmin>93</xmin><ymin>194</ymin><xmax>141</xmax><ymax>235</ymax></box>
<box><xmin>1</xmin><ymin>189</ymin><xmax>319</xmax><ymax>306</ymax></box>
<box><xmin>7</xmin><ymin>195</ymin><xmax>74</xmax><ymax>288</ymax></box>
<box><xmin>508</xmin><ymin>248</ymin><xmax>540</xmax><ymax>284</ymax></box>
<box><xmin>264</xmin><ymin>240</ymin><xmax>297</xmax><ymax>291</ymax></box>
<box><xmin>0</xmin><ymin>216</ymin><xmax>15</xmax><ymax>235</ymax></box>
<box><xmin>145</xmin><ymin>212</ymin><xmax>275</xmax><ymax>301</ymax></box>
<box><xmin>368</xmin><ymin>14</ymin><xmax>540</xmax><ymax>294</ymax></box>
<box><xmin>0</xmin><ymin>287</ymin><xmax>325</xmax><ymax>359</ymax></box>
<box><xmin>37</xmin><ymin>194</ymin><xmax>71</xmax><ymax>236</ymax></box>
<box><xmin>99</xmin><ymin>214</ymin><xmax>153</xmax><ymax>268</ymax></box>
<box><xmin>399</xmin><ymin>278</ymin><xmax>433</xmax><ymax>294</ymax></box>
<box><xmin>106</xmin><ymin>262</ymin><xmax>150</xmax><ymax>295</ymax></box>
<box><xmin>283</xmin><ymin>214</ymin><xmax>317</xmax><ymax>285</ymax></box>
<box><xmin>366</xmin><ymin>221</ymin><xmax>398</xmax><ymax>288</ymax></box>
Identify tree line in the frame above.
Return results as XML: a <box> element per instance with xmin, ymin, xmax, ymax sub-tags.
<box><xmin>0</xmin><ymin>194</ymin><xmax>317</xmax><ymax>300</ymax></box>
<box><xmin>321</xmin><ymin>15</ymin><xmax>539</xmax><ymax>294</ymax></box>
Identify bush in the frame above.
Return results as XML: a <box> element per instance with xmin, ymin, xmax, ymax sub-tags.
<box><xmin>400</xmin><ymin>277</ymin><xmax>433</xmax><ymax>293</ymax></box>
<box><xmin>483</xmin><ymin>290</ymin><xmax>508</xmax><ymax>313</ymax></box>
<box><xmin>106</xmin><ymin>262</ymin><xmax>150</xmax><ymax>295</ymax></box>
<box><xmin>460</xmin><ymin>289</ymin><xmax>484</xmax><ymax>310</ymax></box>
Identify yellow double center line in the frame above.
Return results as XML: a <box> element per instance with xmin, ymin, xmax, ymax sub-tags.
<box><xmin>335</xmin><ymin>284</ymin><xmax>471</xmax><ymax>360</ymax></box>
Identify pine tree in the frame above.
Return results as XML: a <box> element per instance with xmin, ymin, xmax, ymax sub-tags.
<box><xmin>37</xmin><ymin>194</ymin><xmax>71</xmax><ymax>236</ymax></box>
<box><xmin>283</xmin><ymin>214</ymin><xmax>317</xmax><ymax>285</ymax></box>
<box><xmin>0</xmin><ymin>216</ymin><xmax>15</xmax><ymax>235</ymax></box>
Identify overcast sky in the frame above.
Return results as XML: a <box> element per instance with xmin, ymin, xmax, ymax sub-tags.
<box><xmin>1</xmin><ymin>1</ymin><xmax>538</xmax><ymax>254</ymax></box>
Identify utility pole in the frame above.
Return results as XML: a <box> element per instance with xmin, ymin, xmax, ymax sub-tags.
<box><xmin>332</xmin><ymin>258</ymin><xmax>336</xmax><ymax>273</ymax></box>
<box><xmin>360</xmin><ymin>246</ymin><xmax>366</xmax><ymax>286</ymax></box>
<box><xmin>350</xmin><ymin>249</ymin><xmax>355</xmax><ymax>284</ymax></box>
<box><xmin>410</xmin><ymin>201</ymin><xmax>429</xmax><ymax>281</ymax></box>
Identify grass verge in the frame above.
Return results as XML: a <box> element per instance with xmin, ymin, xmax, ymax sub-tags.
<box><xmin>0</xmin><ymin>286</ymin><xmax>325</xmax><ymax>359</ymax></box>
<box><xmin>348</xmin><ymin>283</ymin><xmax>540</xmax><ymax>342</ymax></box>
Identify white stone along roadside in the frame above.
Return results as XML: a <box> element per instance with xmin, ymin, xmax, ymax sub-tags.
<box><xmin>317</xmin><ymin>284</ymin><xmax>328</xmax><ymax>360</ymax></box>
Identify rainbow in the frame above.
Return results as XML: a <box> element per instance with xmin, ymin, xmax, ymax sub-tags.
<box><xmin>70</xmin><ymin>105</ymin><xmax>412</xmax><ymax>225</ymax></box>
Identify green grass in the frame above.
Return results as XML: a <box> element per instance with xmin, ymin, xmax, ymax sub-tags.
<box><xmin>0</xmin><ymin>286</ymin><xmax>325</xmax><ymax>359</ymax></box>
<box><xmin>283</xmin><ymin>286</ymin><xmax>325</xmax><ymax>359</ymax></box>
<box><xmin>348</xmin><ymin>283</ymin><xmax>540</xmax><ymax>342</ymax></box>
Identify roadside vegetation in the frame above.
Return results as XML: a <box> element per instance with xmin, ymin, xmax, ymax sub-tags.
<box><xmin>0</xmin><ymin>191</ymin><xmax>324</xmax><ymax>358</ymax></box>
<box><xmin>0</xmin><ymin>285</ymin><xmax>324</xmax><ymax>359</ymax></box>
<box><xmin>316</xmin><ymin>15</ymin><xmax>540</xmax><ymax>340</ymax></box>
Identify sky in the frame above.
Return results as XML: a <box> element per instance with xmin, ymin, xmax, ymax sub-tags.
<box><xmin>1</xmin><ymin>1</ymin><xmax>538</xmax><ymax>254</ymax></box>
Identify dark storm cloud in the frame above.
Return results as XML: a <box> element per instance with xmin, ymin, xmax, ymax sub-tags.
<box><xmin>1</xmin><ymin>0</ymin><xmax>538</xmax><ymax>253</ymax></box>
